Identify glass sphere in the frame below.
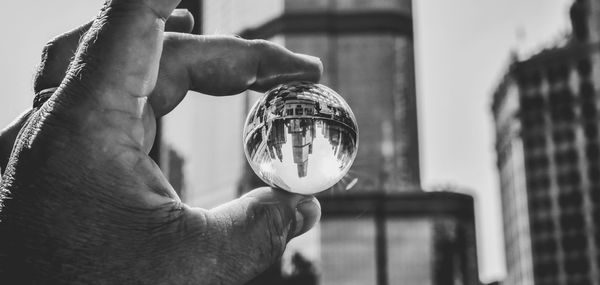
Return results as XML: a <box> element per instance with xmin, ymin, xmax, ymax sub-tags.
<box><xmin>243</xmin><ymin>82</ymin><xmax>359</xmax><ymax>195</ymax></box>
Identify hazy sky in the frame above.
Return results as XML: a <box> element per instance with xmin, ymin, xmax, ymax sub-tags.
<box><xmin>0</xmin><ymin>0</ymin><xmax>573</xmax><ymax>282</ymax></box>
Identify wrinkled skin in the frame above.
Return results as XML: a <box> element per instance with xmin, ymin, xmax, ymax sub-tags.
<box><xmin>0</xmin><ymin>1</ymin><xmax>322</xmax><ymax>284</ymax></box>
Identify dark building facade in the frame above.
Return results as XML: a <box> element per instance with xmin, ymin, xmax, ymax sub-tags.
<box><xmin>492</xmin><ymin>1</ymin><xmax>600</xmax><ymax>284</ymax></box>
<box><xmin>238</xmin><ymin>0</ymin><xmax>421</xmax><ymax>193</ymax></box>
<box><xmin>158</xmin><ymin>0</ymin><xmax>481</xmax><ymax>284</ymax></box>
<box><xmin>317</xmin><ymin>191</ymin><xmax>479</xmax><ymax>285</ymax></box>
<box><xmin>231</xmin><ymin>1</ymin><xmax>479</xmax><ymax>284</ymax></box>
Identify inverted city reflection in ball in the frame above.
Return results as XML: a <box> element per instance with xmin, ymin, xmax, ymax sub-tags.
<box><xmin>243</xmin><ymin>82</ymin><xmax>359</xmax><ymax>194</ymax></box>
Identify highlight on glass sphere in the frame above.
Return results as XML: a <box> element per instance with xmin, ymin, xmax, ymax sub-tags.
<box><xmin>243</xmin><ymin>81</ymin><xmax>359</xmax><ymax>195</ymax></box>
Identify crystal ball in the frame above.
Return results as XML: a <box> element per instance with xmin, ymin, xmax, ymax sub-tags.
<box><xmin>243</xmin><ymin>82</ymin><xmax>359</xmax><ymax>195</ymax></box>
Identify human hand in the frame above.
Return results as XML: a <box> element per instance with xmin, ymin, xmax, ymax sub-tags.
<box><xmin>0</xmin><ymin>1</ymin><xmax>322</xmax><ymax>284</ymax></box>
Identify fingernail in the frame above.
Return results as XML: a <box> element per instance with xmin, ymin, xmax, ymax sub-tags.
<box><xmin>297</xmin><ymin>53</ymin><xmax>322</xmax><ymax>65</ymax></box>
<box><xmin>172</xmin><ymin>8</ymin><xmax>190</xmax><ymax>16</ymax></box>
<box><xmin>294</xmin><ymin>197</ymin><xmax>321</xmax><ymax>237</ymax></box>
<box><xmin>296</xmin><ymin>54</ymin><xmax>323</xmax><ymax>79</ymax></box>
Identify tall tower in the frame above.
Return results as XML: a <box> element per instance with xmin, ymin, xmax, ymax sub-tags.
<box><xmin>161</xmin><ymin>1</ymin><xmax>480</xmax><ymax>284</ymax></box>
<box><xmin>492</xmin><ymin>1</ymin><xmax>600</xmax><ymax>284</ymax></box>
<box><xmin>240</xmin><ymin>0</ymin><xmax>421</xmax><ymax>193</ymax></box>
<box><xmin>233</xmin><ymin>1</ymin><xmax>478</xmax><ymax>285</ymax></box>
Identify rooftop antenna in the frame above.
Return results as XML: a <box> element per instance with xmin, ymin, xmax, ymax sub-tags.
<box><xmin>514</xmin><ymin>25</ymin><xmax>527</xmax><ymax>60</ymax></box>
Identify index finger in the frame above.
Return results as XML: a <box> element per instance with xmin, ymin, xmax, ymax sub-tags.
<box><xmin>150</xmin><ymin>35</ymin><xmax>323</xmax><ymax>116</ymax></box>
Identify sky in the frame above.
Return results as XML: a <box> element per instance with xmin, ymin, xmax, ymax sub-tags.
<box><xmin>0</xmin><ymin>0</ymin><xmax>573</xmax><ymax>283</ymax></box>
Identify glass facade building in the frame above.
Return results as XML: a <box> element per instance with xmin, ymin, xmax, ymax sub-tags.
<box><xmin>318</xmin><ymin>192</ymin><xmax>479</xmax><ymax>285</ymax></box>
<box><xmin>492</xmin><ymin>1</ymin><xmax>600</xmax><ymax>284</ymax></box>
<box><xmin>160</xmin><ymin>1</ymin><xmax>481</xmax><ymax>284</ymax></box>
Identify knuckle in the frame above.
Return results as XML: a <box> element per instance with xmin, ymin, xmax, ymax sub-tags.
<box><xmin>249</xmin><ymin>39</ymin><xmax>275</xmax><ymax>53</ymax></box>
<box><xmin>34</xmin><ymin>40</ymin><xmax>68</xmax><ymax>92</ymax></box>
<box><xmin>183</xmin><ymin>207</ymin><xmax>210</xmax><ymax>232</ymax></box>
<box><xmin>103</xmin><ymin>0</ymin><xmax>173</xmax><ymax>22</ymax></box>
<box><xmin>40</xmin><ymin>40</ymin><xmax>60</xmax><ymax>63</ymax></box>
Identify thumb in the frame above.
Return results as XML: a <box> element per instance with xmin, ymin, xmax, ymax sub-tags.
<box><xmin>207</xmin><ymin>187</ymin><xmax>321</xmax><ymax>284</ymax></box>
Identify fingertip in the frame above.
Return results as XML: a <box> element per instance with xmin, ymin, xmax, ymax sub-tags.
<box><xmin>293</xmin><ymin>196</ymin><xmax>321</xmax><ymax>238</ymax></box>
<box><xmin>172</xmin><ymin>8</ymin><xmax>191</xmax><ymax>17</ymax></box>
<box><xmin>242</xmin><ymin>187</ymin><xmax>321</xmax><ymax>239</ymax></box>
<box><xmin>296</xmin><ymin>53</ymin><xmax>323</xmax><ymax>82</ymax></box>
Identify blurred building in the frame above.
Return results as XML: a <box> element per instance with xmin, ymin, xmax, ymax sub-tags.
<box><xmin>317</xmin><ymin>191</ymin><xmax>478</xmax><ymax>285</ymax></box>
<box><xmin>492</xmin><ymin>1</ymin><xmax>600</xmax><ymax>284</ymax></box>
<box><xmin>159</xmin><ymin>0</ymin><xmax>480</xmax><ymax>284</ymax></box>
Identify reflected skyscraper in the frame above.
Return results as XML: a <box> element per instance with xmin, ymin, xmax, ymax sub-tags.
<box><xmin>244</xmin><ymin>82</ymin><xmax>358</xmax><ymax>192</ymax></box>
<box><xmin>267</xmin><ymin>120</ymin><xmax>286</xmax><ymax>162</ymax></box>
<box><xmin>289</xmin><ymin>119</ymin><xmax>314</xmax><ymax>178</ymax></box>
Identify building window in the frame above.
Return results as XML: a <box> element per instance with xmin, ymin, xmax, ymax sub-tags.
<box><xmin>559</xmin><ymin>212</ymin><xmax>585</xmax><ymax>231</ymax></box>
<box><xmin>530</xmin><ymin>196</ymin><xmax>552</xmax><ymax>212</ymax></box>
<box><xmin>552</xmin><ymin>129</ymin><xmax>575</xmax><ymax>145</ymax></box>
<box><xmin>524</xmin><ymin>135</ymin><xmax>546</xmax><ymax>149</ymax></box>
<box><xmin>568</xmin><ymin>277</ymin><xmax>593</xmax><ymax>285</ymax></box>
<box><xmin>581</xmin><ymin>102</ymin><xmax>597</xmax><ymax>118</ymax></box>
<box><xmin>584</xmin><ymin>123</ymin><xmax>598</xmax><ymax>140</ymax></box>
<box><xmin>590</xmin><ymin>165</ymin><xmax>600</xmax><ymax>185</ymax></box>
<box><xmin>537</xmin><ymin>175</ymin><xmax>551</xmax><ymax>188</ymax></box>
<box><xmin>526</xmin><ymin>155</ymin><xmax>550</xmax><ymax>170</ymax></box>
<box><xmin>577</xmin><ymin>59</ymin><xmax>592</xmax><ymax>78</ymax></box>
<box><xmin>591</xmin><ymin>186</ymin><xmax>600</xmax><ymax>204</ymax></box>
<box><xmin>558</xmin><ymin>192</ymin><xmax>583</xmax><ymax>208</ymax></box>
<box><xmin>557</xmin><ymin>170</ymin><xmax>581</xmax><ymax>187</ymax></box>
<box><xmin>531</xmin><ymin>217</ymin><xmax>554</xmax><ymax>234</ymax></box>
<box><xmin>596</xmin><ymin>216</ymin><xmax>600</xmax><ymax>248</ymax></box>
<box><xmin>549</xmin><ymin>88</ymin><xmax>576</xmax><ymax>123</ymax></box>
<box><xmin>518</xmin><ymin>72</ymin><xmax>542</xmax><ymax>88</ymax></box>
<box><xmin>550</xmin><ymin>107</ymin><xmax>575</xmax><ymax>123</ymax></box>
<box><xmin>534</xmin><ymin>259</ymin><xmax>559</xmax><ymax>281</ymax></box>
<box><xmin>527</xmin><ymin>178</ymin><xmax>538</xmax><ymax>190</ymax></box>
<box><xmin>531</xmin><ymin>72</ymin><xmax>542</xmax><ymax>87</ymax></box>
<box><xmin>550</xmin><ymin>89</ymin><xmax>574</xmax><ymax>106</ymax></box>
<box><xmin>533</xmin><ymin>238</ymin><xmax>557</xmax><ymax>253</ymax></box>
<box><xmin>554</xmin><ymin>148</ymin><xmax>578</xmax><ymax>166</ymax></box>
<box><xmin>522</xmin><ymin>111</ymin><xmax>545</xmax><ymax>128</ymax></box>
<box><xmin>557</xmin><ymin>64</ymin><xmax>569</xmax><ymax>81</ymax></box>
<box><xmin>586</xmin><ymin>143</ymin><xmax>600</xmax><ymax>161</ymax></box>
<box><xmin>579</xmin><ymin>81</ymin><xmax>595</xmax><ymax>102</ymax></box>
<box><xmin>546</xmin><ymin>67</ymin><xmax>559</xmax><ymax>82</ymax></box>
<box><xmin>521</xmin><ymin>95</ymin><xmax>545</xmax><ymax>112</ymax></box>
<box><xmin>567</xmin><ymin>170</ymin><xmax>581</xmax><ymax>186</ymax></box>
<box><xmin>564</xmin><ymin>255</ymin><xmax>590</xmax><ymax>275</ymax></box>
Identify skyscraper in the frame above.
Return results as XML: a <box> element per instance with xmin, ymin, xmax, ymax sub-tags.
<box><xmin>238</xmin><ymin>0</ymin><xmax>421</xmax><ymax>193</ymax></box>
<box><xmin>160</xmin><ymin>0</ymin><xmax>480</xmax><ymax>284</ymax></box>
<box><xmin>492</xmin><ymin>1</ymin><xmax>600</xmax><ymax>284</ymax></box>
